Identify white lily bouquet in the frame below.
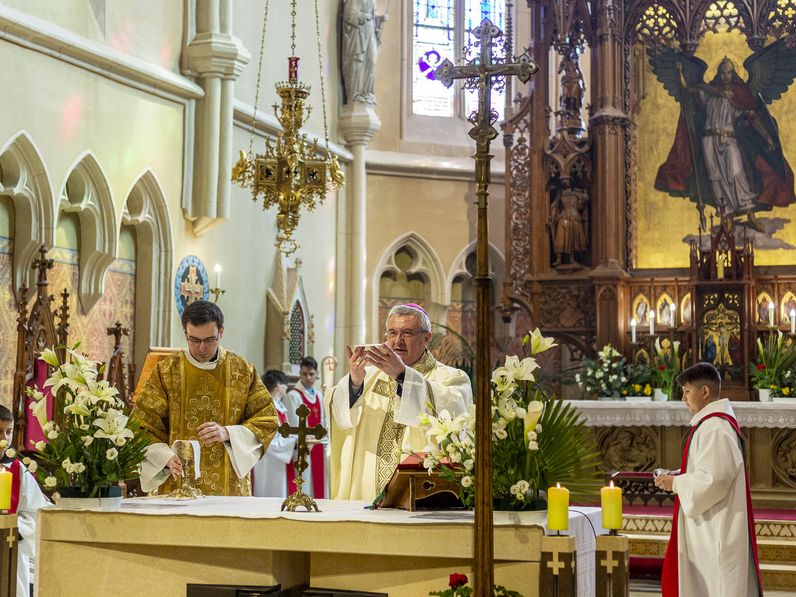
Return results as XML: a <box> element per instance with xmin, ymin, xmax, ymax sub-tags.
<box><xmin>419</xmin><ymin>329</ymin><xmax>602</xmax><ymax>510</ymax></box>
<box><xmin>26</xmin><ymin>345</ymin><xmax>148</xmax><ymax>498</ymax></box>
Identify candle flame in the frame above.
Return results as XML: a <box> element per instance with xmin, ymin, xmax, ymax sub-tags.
<box><xmin>214</xmin><ymin>264</ymin><xmax>222</xmax><ymax>273</ymax></box>
<box><xmin>556</xmin><ymin>482</ymin><xmax>561</xmax><ymax>489</ymax></box>
<box><xmin>609</xmin><ymin>480</ymin><xmax>614</xmax><ymax>488</ymax></box>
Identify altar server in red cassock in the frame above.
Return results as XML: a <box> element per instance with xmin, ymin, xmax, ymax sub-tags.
<box><xmin>655</xmin><ymin>362</ymin><xmax>762</xmax><ymax>597</ymax></box>
<box><xmin>283</xmin><ymin>356</ymin><xmax>328</xmax><ymax>498</ymax></box>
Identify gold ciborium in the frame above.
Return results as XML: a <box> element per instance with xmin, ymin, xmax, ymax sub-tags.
<box><xmin>168</xmin><ymin>440</ymin><xmax>202</xmax><ymax>499</ymax></box>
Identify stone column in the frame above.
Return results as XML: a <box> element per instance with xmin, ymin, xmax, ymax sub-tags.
<box><xmin>338</xmin><ymin>103</ymin><xmax>381</xmax><ymax>346</ymax></box>
<box><xmin>182</xmin><ymin>0</ymin><xmax>249</xmax><ymax>235</ymax></box>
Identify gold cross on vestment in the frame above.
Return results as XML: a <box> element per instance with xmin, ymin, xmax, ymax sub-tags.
<box><xmin>547</xmin><ymin>553</ymin><xmax>566</xmax><ymax>575</ymax></box>
<box><xmin>278</xmin><ymin>403</ymin><xmax>327</xmax><ymax>512</ymax></box>
<box><xmin>180</xmin><ymin>266</ymin><xmax>204</xmax><ymax>304</ymax></box>
<box><xmin>5</xmin><ymin>529</ymin><xmax>15</xmax><ymax>549</ymax></box>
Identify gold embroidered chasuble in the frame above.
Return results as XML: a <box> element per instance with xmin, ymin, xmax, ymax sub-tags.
<box><xmin>133</xmin><ymin>350</ymin><xmax>277</xmax><ymax>496</ymax></box>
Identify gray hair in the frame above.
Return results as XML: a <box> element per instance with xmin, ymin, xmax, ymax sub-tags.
<box><xmin>386</xmin><ymin>304</ymin><xmax>431</xmax><ymax>332</ymax></box>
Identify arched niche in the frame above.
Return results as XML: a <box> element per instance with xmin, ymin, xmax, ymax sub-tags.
<box><xmin>0</xmin><ymin>131</ymin><xmax>54</xmax><ymax>293</ymax></box>
<box><xmin>372</xmin><ymin>232</ymin><xmax>446</xmax><ymax>339</ymax></box>
<box><xmin>121</xmin><ymin>170</ymin><xmax>174</xmax><ymax>367</ymax></box>
<box><xmin>58</xmin><ymin>152</ymin><xmax>117</xmax><ymax>313</ymax></box>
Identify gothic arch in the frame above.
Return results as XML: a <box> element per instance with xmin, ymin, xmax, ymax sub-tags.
<box><xmin>122</xmin><ymin>170</ymin><xmax>174</xmax><ymax>364</ymax></box>
<box><xmin>372</xmin><ymin>232</ymin><xmax>447</xmax><ymax>338</ymax></box>
<box><xmin>446</xmin><ymin>241</ymin><xmax>505</xmax><ymax>291</ymax></box>
<box><xmin>0</xmin><ymin>131</ymin><xmax>55</xmax><ymax>292</ymax></box>
<box><xmin>58</xmin><ymin>151</ymin><xmax>117</xmax><ymax>313</ymax></box>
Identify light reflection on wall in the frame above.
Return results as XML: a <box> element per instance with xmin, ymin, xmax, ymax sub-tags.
<box><xmin>60</xmin><ymin>94</ymin><xmax>84</xmax><ymax>145</ymax></box>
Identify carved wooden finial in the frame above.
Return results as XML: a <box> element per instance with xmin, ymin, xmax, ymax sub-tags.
<box><xmin>31</xmin><ymin>245</ymin><xmax>53</xmax><ymax>287</ymax></box>
<box><xmin>106</xmin><ymin>321</ymin><xmax>130</xmax><ymax>349</ymax></box>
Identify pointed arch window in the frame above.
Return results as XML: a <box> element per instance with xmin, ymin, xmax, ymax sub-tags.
<box><xmin>288</xmin><ymin>301</ymin><xmax>306</xmax><ymax>365</ymax></box>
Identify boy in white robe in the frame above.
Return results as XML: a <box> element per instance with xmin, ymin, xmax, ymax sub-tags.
<box><xmin>655</xmin><ymin>362</ymin><xmax>762</xmax><ymax>597</ymax></box>
<box><xmin>252</xmin><ymin>370</ymin><xmax>297</xmax><ymax>497</ymax></box>
<box><xmin>0</xmin><ymin>405</ymin><xmax>50</xmax><ymax>597</ymax></box>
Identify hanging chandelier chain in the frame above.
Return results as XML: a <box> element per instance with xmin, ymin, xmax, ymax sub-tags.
<box><xmin>248</xmin><ymin>0</ymin><xmax>271</xmax><ymax>158</ymax></box>
<box><xmin>314</xmin><ymin>0</ymin><xmax>331</xmax><ymax>150</ymax></box>
<box><xmin>290</xmin><ymin>0</ymin><xmax>298</xmax><ymax>56</ymax></box>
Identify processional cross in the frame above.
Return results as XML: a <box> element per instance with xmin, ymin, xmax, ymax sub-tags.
<box><xmin>278</xmin><ymin>403</ymin><xmax>327</xmax><ymax>512</ymax></box>
<box><xmin>434</xmin><ymin>18</ymin><xmax>538</xmax><ymax>596</ymax></box>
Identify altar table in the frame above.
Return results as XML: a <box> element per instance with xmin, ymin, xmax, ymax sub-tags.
<box><xmin>36</xmin><ymin>498</ymin><xmax>603</xmax><ymax>597</ymax></box>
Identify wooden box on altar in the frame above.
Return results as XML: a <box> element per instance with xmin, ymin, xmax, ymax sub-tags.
<box><xmin>0</xmin><ymin>515</ymin><xmax>18</xmax><ymax>597</ymax></box>
<box><xmin>378</xmin><ymin>453</ymin><xmax>462</xmax><ymax>511</ymax></box>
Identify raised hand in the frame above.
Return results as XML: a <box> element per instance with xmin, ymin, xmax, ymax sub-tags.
<box><xmin>363</xmin><ymin>344</ymin><xmax>406</xmax><ymax>379</ymax></box>
<box><xmin>346</xmin><ymin>344</ymin><xmax>368</xmax><ymax>387</ymax></box>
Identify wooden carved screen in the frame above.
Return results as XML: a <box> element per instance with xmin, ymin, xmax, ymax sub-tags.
<box><xmin>12</xmin><ymin>246</ymin><xmax>70</xmax><ymax>451</ymax></box>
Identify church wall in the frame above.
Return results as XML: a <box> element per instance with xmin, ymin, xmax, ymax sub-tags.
<box><xmin>0</xmin><ymin>196</ymin><xmax>14</xmax><ymax>403</ymax></box>
<box><xmin>0</xmin><ymin>1</ymin><xmax>183</xmax><ymax>72</ymax></box>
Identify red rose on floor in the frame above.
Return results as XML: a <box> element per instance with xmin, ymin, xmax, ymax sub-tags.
<box><xmin>449</xmin><ymin>573</ymin><xmax>468</xmax><ymax>588</ymax></box>
<box><xmin>757</xmin><ymin>364</ymin><xmax>766</xmax><ymax>370</ymax></box>
<box><xmin>657</xmin><ymin>365</ymin><xmax>666</xmax><ymax>371</ymax></box>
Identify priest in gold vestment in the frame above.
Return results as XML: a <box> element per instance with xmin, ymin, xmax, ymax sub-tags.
<box><xmin>327</xmin><ymin>304</ymin><xmax>472</xmax><ymax>501</ymax></box>
<box><xmin>132</xmin><ymin>301</ymin><xmax>277</xmax><ymax>496</ymax></box>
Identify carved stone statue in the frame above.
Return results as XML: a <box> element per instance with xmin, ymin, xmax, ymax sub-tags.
<box><xmin>341</xmin><ymin>0</ymin><xmax>387</xmax><ymax>104</ymax></box>
<box><xmin>549</xmin><ymin>178</ymin><xmax>589</xmax><ymax>268</ymax></box>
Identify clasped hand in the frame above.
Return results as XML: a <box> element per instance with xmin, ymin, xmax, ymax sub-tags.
<box><xmin>654</xmin><ymin>474</ymin><xmax>675</xmax><ymax>492</ymax></box>
<box><xmin>346</xmin><ymin>344</ymin><xmax>406</xmax><ymax>387</ymax></box>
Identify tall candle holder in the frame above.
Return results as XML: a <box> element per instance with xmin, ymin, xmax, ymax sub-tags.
<box><xmin>210</xmin><ymin>286</ymin><xmax>226</xmax><ymax>303</ymax></box>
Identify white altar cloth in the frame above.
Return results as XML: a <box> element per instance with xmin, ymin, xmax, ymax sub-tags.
<box><xmin>566</xmin><ymin>399</ymin><xmax>796</xmax><ymax>428</ymax></box>
<box><xmin>45</xmin><ymin>497</ymin><xmax>602</xmax><ymax>596</ymax></box>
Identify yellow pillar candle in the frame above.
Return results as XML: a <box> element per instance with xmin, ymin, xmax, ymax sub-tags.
<box><xmin>547</xmin><ymin>482</ymin><xmax>569</xmax><ymax>531</ymax></box>
<box><xmin>0</xmin><ymin>467</ymin><xmax>11</xmax><ymax>511</ymax></box>
<box><xmin>601</xmin><ymin>480</ymin><xmax>623</xmax><ymax>530</ymax></box>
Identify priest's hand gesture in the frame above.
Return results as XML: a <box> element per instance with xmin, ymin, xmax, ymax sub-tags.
<box><xmin>197</xmin><ymin>421</ymin><xmax>230</xmax><ymax>445</ymax></box>
<box><xmin>654</xmin><ymin>474</ymin><xmax>675</xmax><ymax>492</ymax></box>
<box><xmin>346</xmin><ymin>344</ymin><xmax>368</xmax><ymax>388</ymax></box>
<box><xmin>166</xmin><ymin>455</ymin><xmax>183</xmax><ymax>480</ymax></box>
<box><xmin>363</xmin><ymin>344</ymin><xmax>406</xmax><ymax>380</ymax></box>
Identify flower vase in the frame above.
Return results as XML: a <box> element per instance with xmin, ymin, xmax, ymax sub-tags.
<box><xmin>55</xmin><ymin>485</ymin><xmax>123</xmax><ymax>510</ymax></box>
<box><xmin>653</xmin><ymin>388</ymin><xmax>668</xmax><ymax>402</ymax></box>
<box><xmin>758</xmin><ymin>389</ymin><xmax>772</xmax><ymax>402</ymax></box>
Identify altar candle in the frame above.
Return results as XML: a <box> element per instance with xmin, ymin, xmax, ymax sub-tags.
<box><xmin>601</xmin><ymin>480</ymin><xmax>623</xmax><ymax>530</ymax></box>
<box><xmin>768</xmin><ymin>302</ymin><xmax>775</xmax><ymax>327</ymax></box>
<box><xmin>630</xmin><ymin>318</ymin><xmax>637</xmax><ymax>344</ymax></box>
<box><xmin>649</xmin><ymin>311</ymin><xmax>655</xmax><ymax>335</ymax></box>
<box><xmin>791</xmin><ymin>310</ymin><xmax>795</xmax><ymax>335</ymax></box>
<box><xmin>669</xmin><ymin>302</ymin><xmax>676</xmax><ymax>328</ymax></box>
<box><xmin>0</xmin><ymin>467</ymin><xmax>11</xmax><ymax>511</ymax></box>
<box><xmin>214</xmin><ymin>264</ymin><xmax>222</xmax><ymax>289</ymax></box>
<box><xmin>547</xmin><ymin>482</ymin><xmax>569</xmax><ymax>531</ymax></box>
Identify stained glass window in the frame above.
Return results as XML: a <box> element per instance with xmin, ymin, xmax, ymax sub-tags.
<box><xmin>412</xmin><ymin>0</ymin><xmax>507</xmax><ymax>121</ymax></box>
<box><xmin>289</xmin><ymin>301</ymin><xmax>305</xmax><ymax>365</ymax></box>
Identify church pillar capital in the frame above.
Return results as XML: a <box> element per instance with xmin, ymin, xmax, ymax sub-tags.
<box><xmin>183</xmin><ymin>32</ymin><xmax>250</xmax><ymax>80</ymax></box>
<box><xmin>339</xmin><ymin>102</ymin><xmax>382</xmax><ymax>148</ymax></box>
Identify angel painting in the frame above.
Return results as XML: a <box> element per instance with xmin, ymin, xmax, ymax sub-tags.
<box><xmin>651</xmin><ymin>38</ymin><xmax>796</xmax><ymax>232</ymax></box>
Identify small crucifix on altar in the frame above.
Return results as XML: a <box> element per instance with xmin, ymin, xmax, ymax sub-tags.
<box><xmin>279</xmin><ymin>403</ymin><xmax>327</xmax><ymax>512</ymax></box>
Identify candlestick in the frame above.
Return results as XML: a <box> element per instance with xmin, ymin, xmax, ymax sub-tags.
<box><xmin>0</xmin><ymin>467</ymin><xmax>11</xmax><ymax>511</ymax></box>
<box><xmin>630</xmin><ymin>318</ymin><xmax>637</xmax><ymax>344</ymax></box>
<box><xmin>214</xmin><ymin>264</ymin><xmax>222</xmax><ymax>289</ymax></box>
<box><xmin>547</xmin><ymin>482</ymin><xmax>569</xmax><ymax>531</ymax></box>
<box><xmin>648</xmin><ymin>311</ymin><xmax>655</xmax><ymax>335</ymax></box>
<box><xmin>791</xmin><ymin>310</ymin><xmax>795</xmax><ymax>335</ymax></box>
<box><xmin>669</xmin><ymin>303</ymin><xmax>676</xmax><ymax>328</ymax></box>
<box><xmin>601</xmin><ymin>480</ymin><xmax>623</xmax><ymax>530</ymax></box>
<box><xmin>768</xmin><ymin>302</ymin><xmax>775</xmax><ymax>327</ymax></box>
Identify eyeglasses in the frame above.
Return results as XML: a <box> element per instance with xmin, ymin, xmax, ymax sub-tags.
<box><xmin>185</xmin><ymin>333</ymin><xmax>221</xmax><ymax>346</ymax></box>
<box><xmin>384</xmin><ymin>328</ymin><xmax>425</xmax><ymax>340</ymax></box>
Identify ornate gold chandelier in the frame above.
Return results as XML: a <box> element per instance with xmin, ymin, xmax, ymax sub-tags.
<box><xmin>232</xmin><ymin>0</ymin><xmax>344</xmax><ymax>255</ymax></box>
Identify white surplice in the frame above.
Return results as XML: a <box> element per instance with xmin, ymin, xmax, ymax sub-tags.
<box><xmin>327</xmin><ymin>352</ymin><xmax>472</xmax><ymax>501</ymax></box>
<box><xmin>252</xmin><ymin>399</ymin><xmax>297</xmax><ymax>497</ymax></box>
<box><xmin>670</xmin><ymin>399</ymin><xmax>760</xmax><ymax>597</ymax></box>
<box><xmin>17</xmin><ymin>462</ymin><xmax>49</xmax><ymax>597</ymax></box>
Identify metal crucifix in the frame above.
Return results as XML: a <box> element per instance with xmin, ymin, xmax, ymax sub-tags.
<box><xmin>434</xmin><ymin>18</ymin><xmax>538</xmax><ymax>596</ymax></box>
<box><xmin>278</xmin><ymin>403</ymin><xmax>327</xmax><ymax>512</ymax></box>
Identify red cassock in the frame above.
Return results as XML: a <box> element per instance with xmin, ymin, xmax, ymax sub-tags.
<box><xmin>288</xmin><ymin>387</ymin><xmax>325</xmax><ymax>498</ymax></box>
